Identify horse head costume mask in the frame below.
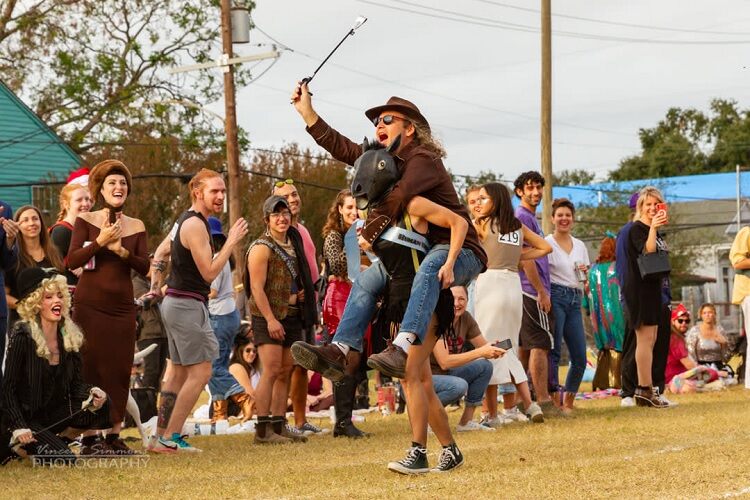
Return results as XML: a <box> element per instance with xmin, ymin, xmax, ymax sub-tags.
<box><xmin>351</xmin><ymin>135</ymin><xmax>401</xmax><ymax>210</ymax></box>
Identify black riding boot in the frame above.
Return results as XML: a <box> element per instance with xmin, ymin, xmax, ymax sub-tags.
<box><xmin>333</xmin><ymin>351</ymin><xmax>368</xmax><ymax>438</ymax></box>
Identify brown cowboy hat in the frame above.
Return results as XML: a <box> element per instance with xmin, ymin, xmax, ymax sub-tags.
<box><xmin>88</xmin><ymin>159</ymin><xmax>133</xmax><ymax>202</ymax></box>
<box><xmin>365</xmin><ymin>96</ymin><xmax>430</xmax><ymax>132</ymax></box>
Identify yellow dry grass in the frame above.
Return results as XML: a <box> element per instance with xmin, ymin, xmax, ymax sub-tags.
<box><xmin>2</xmin><ymin>385</ymin><xmax>749</xmax><ymax>499</ymax></box>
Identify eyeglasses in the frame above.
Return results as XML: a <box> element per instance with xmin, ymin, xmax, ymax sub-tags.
<box><xmin>372</xmin><ymin>114</ymin><xmax>409</xmax><ymax>127</ymax></box>
<box><xmin>676</xmin><ymin>318</ymin><xmax>690</xmax><ymax>324</ymax></box>
<box><xmin>274</xmin><ymin>178</ymin><xmax>294</xmax><ymax>189</ymax></box>
<box><xmin>269</xmin><ymin>211</ymin><xmax>292</xmax><ymax>219</ymax></box>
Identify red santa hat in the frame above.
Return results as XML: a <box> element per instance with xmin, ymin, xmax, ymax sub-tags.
<box><xmin>671</xmin><ymin>303</ymin><xmax>690</xmax><ymax>322</ymax></box>
<box><xmin>66</xmin><ymin>167</ymin><xmax>89</xmax><ymax>186</ymax></box>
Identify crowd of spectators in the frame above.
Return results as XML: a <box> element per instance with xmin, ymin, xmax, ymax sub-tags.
<box><xmin>0</xmin><ymin>157</ymin><xmax>747</xmax><ymax>466</ymax></box>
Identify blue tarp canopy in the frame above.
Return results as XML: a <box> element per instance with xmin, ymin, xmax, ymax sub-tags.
<box><xmin>550</xmin><ymin>171</ymin><xmax>749</xmax><ymax>207</ymax></box>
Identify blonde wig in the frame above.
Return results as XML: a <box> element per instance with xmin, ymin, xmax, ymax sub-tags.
<box><xmin>16</xmin><ymin>274</ymin><xmax>84</xmax><ymax>358</ymax></box>
<box><xmin>634</xmin><ymin>186</ymin><xmax>665</xmax><ymax>221</ymax></box>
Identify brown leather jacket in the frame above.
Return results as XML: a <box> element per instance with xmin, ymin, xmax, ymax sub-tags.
<box><xmin>306</xmin><ymin>117</ymin><xmax>487</xmax><ymax>269</ymax></box>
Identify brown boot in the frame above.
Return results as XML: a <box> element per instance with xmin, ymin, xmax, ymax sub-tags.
<box><xmin>211</xmin><ymin>399</ymin><xmax>229</xmax><ymax>422</ymax></box>
<box><xmin>367</xmin><ymin>345</ymin><xmax>407</xmax><ymax>379</ymax></box>
<box><xmin>634</xmin><ymin>386</ymin><xmax>669</xmax><ymax>408</ymax></box>
<box><xmin>291</xmin><ymin>341</ymin><xmax>346</xmax><ymax>381</ymax></box>
<box><xmin>562</xmin><ymin>392</ymin><xmax>576</xmax><ymax>414</ymax></box>
<box><xmin>229</xmin><ymin>392</ymin><xmax>255</xmax><ymax>422</ymax></box>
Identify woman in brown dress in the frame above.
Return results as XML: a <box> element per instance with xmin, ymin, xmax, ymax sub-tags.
<box><xmin>68</xmin><ymin>160</ymin><xmax>149</xmax><ymax>453</ymax></box>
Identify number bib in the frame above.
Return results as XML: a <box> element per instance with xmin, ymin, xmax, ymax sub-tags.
<box><xmin>498</xmin><ymin>231</ymin><xmax>521</xmax><ymax>246</ymax></box>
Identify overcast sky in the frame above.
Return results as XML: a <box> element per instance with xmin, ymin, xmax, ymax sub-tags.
<box><xmin>211</xmin><ymin>0</ymin><xmax>750</xmax><ymax>184</ymax></box>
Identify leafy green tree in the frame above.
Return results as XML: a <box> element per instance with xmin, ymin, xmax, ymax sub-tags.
<box><xmin>609</xmin><ymin>99</ymin><xmax>750</xmax><ymax>181</ymax></box>
<box><xmin>241</xmin><ymin>144</ymin><xmax>350</xmax><ymax>253</ymax></box>
<box><xmin>1</xmin><ymin>0</ymin><xmax>256</xmax><ymax>153</ymax></box>
<box><xmin>553</xmin><ymin>169</ymin><xmax>595</xmax><ymax>186</ymax></box>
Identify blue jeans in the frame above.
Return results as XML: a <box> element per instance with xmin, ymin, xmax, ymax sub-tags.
<box><xmin>333</xmin><ymin>245</ymin><xmax>484</xmax><ymax>351</ymax></box>
<box><xmin>432</xmin><ymin>358</ymin><xmax>493</xmax><ymax>407</ymax></box>
<box><xmin>208</xmin><ymin>309</ymin><xmax>243</xmax><ymax>400</ymax></box>
<box><xmin>549</xmin><ymin>283</ymin><xmax>587</xmax><ymax>394</ymax></box>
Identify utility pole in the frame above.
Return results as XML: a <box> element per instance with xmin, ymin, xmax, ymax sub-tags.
<box><xmin>737</xmin><ymin>164</ymin><xmax>742</xmax><ymax>231</ymax></box>
<box><xmin>541</xmin><ymin>0</ymin><xmax>553</xmax><ymax>235</ymax></box>
<box><xmin>166</xmin><ymin>3</ymin><xmax>278</xmax><ymax>281</ymax></box>
<box><xmin>220</xmin><ymin>0</ymin><xmax>241</xmax><ymax>233</ymax></box>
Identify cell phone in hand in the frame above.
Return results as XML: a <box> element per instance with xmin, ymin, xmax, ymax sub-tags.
<box><xmin>655</xmin><ymin>202</ymin><xmax>668</xmax><ymax>223</ymax></box>
<box><xmin>494</xmin><ymin>339</ymin><xmax>512</xmax><ymax>350</ymax></box>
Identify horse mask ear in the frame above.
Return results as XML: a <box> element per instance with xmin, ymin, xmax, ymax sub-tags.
<box><xmin>386</xmin><ymin>134</ymin><xmax>401</xmax><ymax>155</ymax></box>
<box><xmin>362</xmin><ymin>137</ymin><xmax>370</xmax><ymax>151</ymax></box>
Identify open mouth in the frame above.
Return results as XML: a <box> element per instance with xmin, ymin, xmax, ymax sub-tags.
<box><xmin>377</xmin><ymin>132</ymin><xmax>388</xmax><ymax>143</ymax></box>
<box><xmin>51</xmin><ymin>304</ymin><xmax>62</xmax><ymax>316</ymax></box>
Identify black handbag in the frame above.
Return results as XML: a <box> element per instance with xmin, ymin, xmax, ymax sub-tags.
<box><xmin>637</xmin><ymin>251</ymin><xmax>671</xmax><ymax>279</ymax></box>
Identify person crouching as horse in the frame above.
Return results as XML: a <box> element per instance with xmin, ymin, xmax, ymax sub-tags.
<box><xmin>245</xmin><ymin>195</ymin><xmax>317</xmax><ymax>444</ymax></box>
<box><xmin>350</xmin><ymin>139</ymin><xmax>505</xmax><ymax>474</ymax></box>
<box><xmin>1</xmin><ymin>268</ymin><xmax>109</xmax><ymax>465</ymax></box>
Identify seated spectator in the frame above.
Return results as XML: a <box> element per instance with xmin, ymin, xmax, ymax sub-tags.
<box><xmin>306</xmin><ymin>372</ymin><xmax>334</xmax><ymax>413</ymax></box>
<box><xmin>686</xmin><ymin>303</ymin><xmax>735</xmax><ymax>380</ymax></box>
<box><xmin>666</xmin><ymin>304</ymin><xmax>721</xmax><ymax>394</ymax></box>
<box><xmin>1</xmin><ymin>268</ymin><xmax>109</xmax><ymax>465</ymax></box>
<box><xmin>229</xmin><ymin>333</ymin><xmax>260</xmax><ymax>417</ymax></box>
<box><xmin>430</xmin><ymin>286</ymin><xmax>505</xmax><ymax>432</ymax></box>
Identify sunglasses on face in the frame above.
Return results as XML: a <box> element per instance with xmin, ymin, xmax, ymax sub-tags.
<box><xmin>274</xmin><ymin>178</ymin><xmax>294</xmax><ymax>189</ymax></box>
<box><xmin>372</xmin><ymin>114</ymin><xmax>409</xmax><ymax>127</ymax></box>
<box><xmin>269</xmin><ymin>211</ymin><xmax>292</xmax><ymax>220</ymax></box>
<box><xmin>676</xmin><ymin>318</ymin><xmax>690</xmax><ymax>324</ymax></box>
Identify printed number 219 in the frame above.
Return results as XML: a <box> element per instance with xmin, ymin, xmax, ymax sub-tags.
<box><xmin>498</xmin><ymin>232</ymin><xmax>520</xmax><ymax>245</ymax></box>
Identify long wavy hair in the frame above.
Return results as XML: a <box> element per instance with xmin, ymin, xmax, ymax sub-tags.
<box><xmin>16</xmin><ymin>274</ymin><xmax>84</xmax><ymax>358</ymax></box>
<box><xmin>475</xmin><ymin>182</ymin><xmax>521</xmax><ymax>240</ymax></box>
<box><xmin>412</xmin><ymin>121</ymin><xmax>446</xmax><ymax>159</ymax></box>
<box><xmin>14</xmin><ymin>205</ymin><xmax>64</xmax><ymax>272</ymax></box>
<box><xmin>231</xmin><ymin>335</ymin><xmax>260</xmax><ymax>376</ymax></box>
<box><xmin>322</xmin><ymin>189</ymin><xmax>354</xmax><ymax>238</ymax></box>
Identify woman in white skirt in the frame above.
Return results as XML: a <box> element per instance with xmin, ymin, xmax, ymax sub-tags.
<box><xmin>474</xmin><ymin>183</ymin><xmax>552</xmax><ymax>425</ymax></box>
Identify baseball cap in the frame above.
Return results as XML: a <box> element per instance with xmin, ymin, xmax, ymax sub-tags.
<box><xmin>263</xmin><ymin>195</ymin><xmax>290</xmax><ymax>217</ymax></box>
<box><xmin>207</xmin><ymin>216</ymin><xmax>224</xmax><ymax>238</ymax></box>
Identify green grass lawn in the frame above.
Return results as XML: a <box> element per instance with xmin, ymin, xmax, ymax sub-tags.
<box><xmin>2</xmin><ymin>386</ymin><xmax>749</xmax><ymax>499</ymax></box>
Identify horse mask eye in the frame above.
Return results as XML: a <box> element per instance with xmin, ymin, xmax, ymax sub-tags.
<box><xmin>351</xmin><ymin>136</ymin><xmax>402</xmax><ymax>210</ymax></box>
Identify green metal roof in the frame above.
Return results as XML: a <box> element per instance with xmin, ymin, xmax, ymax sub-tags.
<box><xmin>0</xmin><ymin>80</ymin><xmax>82</xmax><ymax>213</ymax></box>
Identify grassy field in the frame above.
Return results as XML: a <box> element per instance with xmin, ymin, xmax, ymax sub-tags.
<box><xmin>2</xmin><ymin>385</ymin><xmax>749</xmax><ymax>499</ymax></box>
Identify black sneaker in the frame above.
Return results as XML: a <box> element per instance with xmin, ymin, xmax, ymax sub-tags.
<box><xmin>431</xmin><ymin>444</ymin><xmax>464</xmax><ymax>473</ymax></box>
<box><xmin>387</xmin><ymin>445</ymin><xmax>430</xmax><ymax>475</ymax></box>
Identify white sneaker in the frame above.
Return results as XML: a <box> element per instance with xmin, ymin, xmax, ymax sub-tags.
<box><xmin>503</xmin><ymin>407</ymin><xmax>529</xmax><ymax>423</ymax></box>
<box><xmin>480</xmin><ymin>415</ymin><xmax>512</xmax><ymax>428</ymax></box>
<box><xmin>620</xmin><ymin>396</ymin><xmax>635</xmax><ymax>407</ymax></box>
<box><xmin>657</xmin><ymin>394</ymin><xmax>678</xmax><ymax>407</ymax></box>
<box><xmin>523</xmin><ymin>402</ymin><xmax>544</xmax><ymax>423</ymax></box>
<box><xmin>456</xmin><ymin>420</ymin><xmax>496</xmax><ymax>432</ymax></box>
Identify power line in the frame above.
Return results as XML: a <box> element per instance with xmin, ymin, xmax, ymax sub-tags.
<box><xmin>254</xmin><ymin>21</ymin><xmax>638</xmax><ymax>140</ymax></box>
<box><xmin>468</xmin><ymin>0</ymin><xmax>750</xmax><ymax>36</ymax></box>
<box><xmin>362</xmin><ymin>0</ymin><xmax>750</xmax><ymax>45</ymax></box>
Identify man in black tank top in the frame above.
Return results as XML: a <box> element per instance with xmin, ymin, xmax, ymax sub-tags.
<box><xmin>147</xmin><ymin>169</ymin><xmax>248</xmax><ymax>453</ymax></box>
